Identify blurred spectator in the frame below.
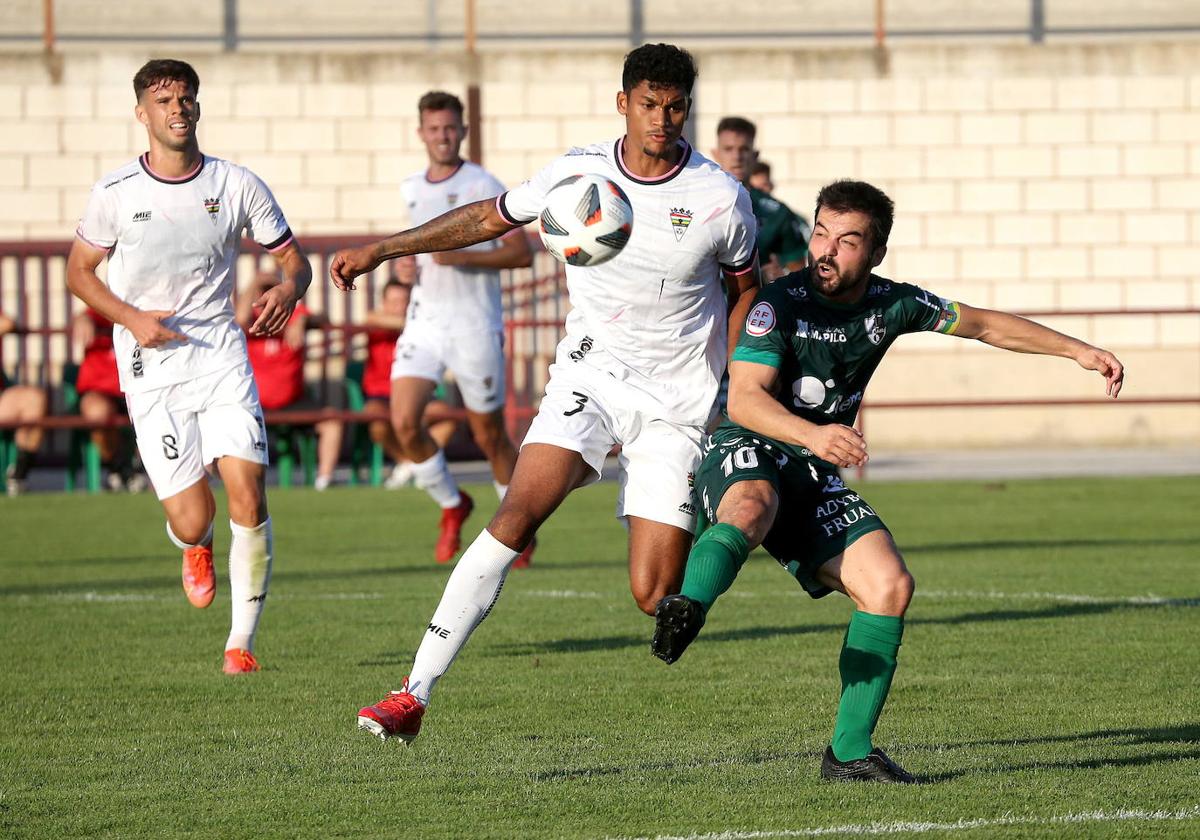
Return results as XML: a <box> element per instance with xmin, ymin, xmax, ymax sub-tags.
<box><xmin>0</xmin><ymin>312</ymin><xmax>48</xmax><ymax>496</ymax></box>
<box><xmin>749</xmin><ymin>160</ymin><xmax>774</xmax><ymax>194</ymax></box>
<box><xmin>237</xmin><ymin>272</ymin><xmax>342</xmax><ymax>490</ymax></box>
<box><xmin>712</xmin><ymin>116</ymin><xmax>810</xmax><ymax>280</ymax></box>
<box><xmin>363</xmin><ymin>274</ymin><xmax>460</xmax><ymax>489</ymax></box>
<box><xmin>72</xmin><ymin>308</ymin><xmax>148</xmax><ymax>492</ymax></box>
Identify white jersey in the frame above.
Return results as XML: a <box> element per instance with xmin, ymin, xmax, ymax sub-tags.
<box><xmin>402</xmin><ymin>161</ymin><xmax>507</xmax><ymax>334</ymax></box>
<box><xmin>76</xmin><ymin>154</ymin><xmax>293</xmax><ymax>395</ymax></box>
<box><xmin>498</xmin><ymin>138</ymin><xmax>757</xmax><ymax>426</ymax></box>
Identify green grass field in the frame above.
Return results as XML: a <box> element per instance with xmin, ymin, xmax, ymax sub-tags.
<box><xmin>2</xmin><ymin>475</ymin><xmax>1198</xmax><ymax>839</ymax></box>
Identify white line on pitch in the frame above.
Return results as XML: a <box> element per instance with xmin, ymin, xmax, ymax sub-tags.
<box><xmin>917</xmin><ymin>589</ymin><xmax>1199</xmax><ymax>606</ymax></box>
<box><xmin>608</xmin><ymin>804</ymin><xmax>1200</xmax><ymax>840</ymax></box>
<box><xmin>3</xmin><ymin>591</ymin><xmax>385</xmax><ymax>603</ymax></box>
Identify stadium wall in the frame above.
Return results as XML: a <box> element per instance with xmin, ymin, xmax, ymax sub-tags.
<box><xmin>0</xmin><ymin>39</ymin><xmax>1197</xmax><ymax>449</ymax></box>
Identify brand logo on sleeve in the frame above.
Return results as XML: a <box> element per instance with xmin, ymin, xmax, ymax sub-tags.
<box><xmin>669</xmin><ymin>208</ymin><xmax>693</xmax><ymax>242</ymax></box>
<box><xmin>745</xmin><ymin>302</ymin><xmax>776</xmax><ymax>336</ymax></box>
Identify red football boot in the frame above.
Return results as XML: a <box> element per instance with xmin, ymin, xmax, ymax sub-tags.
<box><xmin>512</xmin><ymin>536</ymin><xmax>537</xmax><ymax>569</ymax></box>
<box><xmin>357</xmin><ymin>679</ymin><xmax>426</xmax><ymax>743</ymax></box>
<box><xmin>182</xmin><ymin>545</ymin><xmax>215</xmax><ymax>608</ymax></box>
<box><xmin>223</xmin><ymin>648</ymin><xmax>260</xmax><ymax>675</ymax></box>
<box><xmin>434</xmin><ymin>492</ymin><xmax>474</xmax><ymax>563</ymax></box>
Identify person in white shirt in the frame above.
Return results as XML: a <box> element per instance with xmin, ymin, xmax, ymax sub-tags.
<box><xmin>390</xmin><ymin>91</ymin><xmax>534</xmax><ymax>566</ymax></box>
<box><xmin>331</xmin><ymin>43</ymin><xmax>759</xmax><ymax>742</ymax></box>
<box><xmin>65</xmin><ymin>59</ymin><xmax>312</xmax><ymax>675</ymax></box>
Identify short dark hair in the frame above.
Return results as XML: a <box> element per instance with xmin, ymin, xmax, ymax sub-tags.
<box><xmin>621</xmin><ymin>43</ymin><xmax>697</xmax><ymax>95</ymax></box>
<box><xmin>132</xmin><ymin>59</ymin><xmax>199</xmax><ymax>101</ymax></box>
<box><xmin>815</xmin><ymin>180</ymin><xmax>895</xmax><ymax>248</ymax></box>
<box><xmin>751</xmin><ymin>161</ymin><xmax>772</xmax><ymax>178</ymax></box>
<box><xmin>716</xmin><ymin>116</ymin><xmax>756</xmax><ymax>142</ymax></box>
<box><xmin>418</xmin><ymin>91</ymin><xmax>464</xmax><ymax>121</ymax></box>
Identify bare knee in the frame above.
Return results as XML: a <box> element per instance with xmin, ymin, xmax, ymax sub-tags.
<box><xmin>631</xmin><ymin>582</ymin><xmax>666</xmax><ymax>616</ymax></box>
<box><xmin>226</xmin><ymin>486</ymin><xmax>267</xmax><ymax>527</ymax></box>
<box><xmin>167</xmin><ymin>511</ymin><xmax>213</xmax><ymax>545</ymax></box>
<box><xmin>487</xmin><ymin>502</ymin><xmax>539</xmax><ymax>551</ymax></box>
<box><xmin>368</xmin><ymin>419</ymin><xmax>390</xmax><ymax>445</ymax></box>
<box><xmin>859</xmin><ymin>568</ymin><xmax>914</xmax><ymax>616</ymax></box>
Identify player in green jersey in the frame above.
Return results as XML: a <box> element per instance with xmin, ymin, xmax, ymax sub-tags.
<box><xmin>651</xmin><ymin>179</ymin><xmax>1125</xmax><ymax>783</ymax></box>
<box><xmin>712</xmin><ymin>117</ymin><xmax>809</xmax><ymax>279</ymax></box>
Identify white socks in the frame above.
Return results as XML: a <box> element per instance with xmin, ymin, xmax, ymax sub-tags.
<box><xmin>407</xmin><ymin>528</ymin><xmax>518</xmax><ymax>705</ymax></box>
<box><xmin>225</xmin><ymin>517</ymin><xmax>273</xmax><ymax>653</ymax></box>
<box><xmin>410</xmin><ymin>450</ymin><xmax>461</xmax><ymax>509</ymax></box>
<box><xmin>166</xmin><ymin>520</ymin><xmax>213</xmax><ymax>550</ymax></box>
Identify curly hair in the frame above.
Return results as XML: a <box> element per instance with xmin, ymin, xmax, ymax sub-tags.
<box><xmin>132</xmin><ymin>59</ymin><xmax>199</xmax><ymax>100</ymax></box>
<box><xmin>815</xmin><ymin>180</ymin><xmax>895</xmax><ymax>248</ymax></box>
<box><xmin>621</xmin><ymin>43</ymin><xmax>697</xmax><ymax>95</ymax></box>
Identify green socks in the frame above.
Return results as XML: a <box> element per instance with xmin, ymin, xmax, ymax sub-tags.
<box><xmin>680</xmin><ymin>523</ymin><xmax>751</xmax><ymax>615</ymax></box>
<box><xmin>831</xmin><ymin>610</ymin><xmax>904</xmax><ymax>762</ymax></box>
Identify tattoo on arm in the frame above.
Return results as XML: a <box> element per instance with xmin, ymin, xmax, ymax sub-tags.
<box><xmin>378</xmin><ymin>199</ymin><xmax>510</xmax><ymax>261</ymax></box>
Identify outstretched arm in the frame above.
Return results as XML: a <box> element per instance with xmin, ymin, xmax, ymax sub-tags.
<box><xmin>432</xmin><ymin>228</ymin><xmax>534</xmax><ymax>269</ymax></box>
<box><xmin>330</xmin><ymin>198</ymin><xmax>518</xmax><ymax>291</ymax></box>
<box><xmin>952</xmin><ymin>303</ymin><xmax>1124</xmax><ymax>398</ymax></box>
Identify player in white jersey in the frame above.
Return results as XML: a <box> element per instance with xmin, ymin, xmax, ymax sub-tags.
<box><xmin>391</xmin><ymin>91</ymin><xmax>534</xmax><ymax>565</ymax></box>
<box><xmin>330</xmin><ymin>43</ymin><xmax>759</xmax><ymax>742</ymax></box>
<box><xmin>65</xmin><ymin>60</ymin><xmax>312</xmax><ymax>675</ymax></box>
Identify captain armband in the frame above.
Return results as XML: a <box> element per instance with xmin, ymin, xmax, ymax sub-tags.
<box><xmin>933</xmin><ymin>299</ymin><xmax>961</xmax><ymax>335</ymax></box>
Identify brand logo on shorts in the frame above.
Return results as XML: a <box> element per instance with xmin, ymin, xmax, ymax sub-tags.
<box><xmin>746</xmin><ymin>302</ymin><xmax>775</xmax><ymax>336</ymax></box>
<box><xmin>130</xmin><ymin>343</ymin><xmax>144</xmax><ymax>378</ymax></box>
<box><xmin>132</xmin><ymin>210</ymin><xmax>152</xmax><ymax>223</ymax></box>
<box><xmin>678</xmin><ymin>501</ymin><xmax>696</xmax><ymax>516</ymax></box>
<box><xmin>669</xmin><ymin>208</ymin><xmax>693</xmax><ymax>242</ymax></box>
<box><xmin>569</xmin><ymin>335</ymin><xmax>594</xmax><ymax>362</ymax></box>
<box><xmin>822</xmin><ymin>474</ymin><xmax>847</xmax><ymax>494</ymax></box>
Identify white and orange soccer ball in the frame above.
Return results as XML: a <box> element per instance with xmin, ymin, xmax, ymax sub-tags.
<box><xmin>537</xmin><ymin>174</ymin><xmax>634</xmax><ymax>267</ymax></box>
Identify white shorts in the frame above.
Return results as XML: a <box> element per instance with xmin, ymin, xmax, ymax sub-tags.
<box><xmin>126</xmin><ymin>361</ymin><xmax>268</xmax><ymax>500</ymax></box>
<box><xmin>522</xmin><ymin>364</ymin><xmax>703</xmax><ymax>533</ymax></box>
<box><xmin>390</xmin><ymin>326</ymin><xmax>505</xmax><ymax>414</ymax></box>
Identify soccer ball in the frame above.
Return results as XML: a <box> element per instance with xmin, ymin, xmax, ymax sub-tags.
<box><xmin>538</xmin><ymin>174</ymin><xmax>634</xmax><ymax>267</ymax></box>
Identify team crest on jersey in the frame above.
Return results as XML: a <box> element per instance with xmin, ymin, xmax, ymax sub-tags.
<box><xmin>669</xmin><ymin>208</ymin><xmax>693</xmax><ymax>242</ymax></box>
<box><xmin>203</xmin><ymin>197</ymin><xmax>220</xmax><ymax>224</ymax></box>
<box><xmin>746</xmin><ymin>302</ymin><xmax>776</xmax><ymax>336</ymax></box>
<box><xmin>446</xmin><ymin>193</ymin><xmax>458</xmax><ymax>206</ymax></box>
<box><xmin>864</xmin><ymin>313</ymin><xmax>886</xmax><ymax>345</ymax></box>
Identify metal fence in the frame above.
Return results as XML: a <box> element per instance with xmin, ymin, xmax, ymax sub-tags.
<box><xmin>4</xmin><ymin>1</ymin><xmax>1200</xmax><ymax>51</ymax></box>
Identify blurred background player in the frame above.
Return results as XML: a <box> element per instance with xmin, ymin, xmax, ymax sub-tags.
<box><xmin>748</xmin><ymin>160</ymin><xmax>773</xmax><ymax>194</ymax></box>
<box><xmin>361</xmin><ymin>275</ymin><xmax>459</xmax><ymax>489</ymax></box>
<box><xmin>238</xmin><ymin>271</ymin><xmax>343</xmax><ymax>491</ymax></box>
<box><xmin>66</xmin><ymin>59</ymin><xmax>312</xmax><ymax>675</ymax></box>
<box><xmin>712</xmin><ymin>116</ymin><xmax>810</xmax><ymax>280</ymax></box>
<box><xmin>333</xmin><ymin>43</ymin><xmax>760</xmax><ymax>744</ymax></box>
<box><xmin>72</xmin><ymin>307</ymin><xmax>147</xmax><ymax>492</ymax></box>
<box><xmin>387</xmin><ymin>91</ymin><xmax>534</xmax><ymax>563</ymax></box>
<box><xmin>651</xmin><ymin>179</ymin><xmax>1126</xmax><ymax>783</ymax></box>
<box><xmin>0</xmin><ymin>312</ymin><xmax>48</xmax><ymax>497</ymax></box>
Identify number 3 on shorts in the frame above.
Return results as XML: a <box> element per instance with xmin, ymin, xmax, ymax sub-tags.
<box><xmin>563</xmin><ymin>391</ymin><xmax>589</xmax><ymax>417</ymax></box>
<box><xmin>720</xmin><ymin>446</ymin><xmax>758</xmax><ymax>476</ymax></box>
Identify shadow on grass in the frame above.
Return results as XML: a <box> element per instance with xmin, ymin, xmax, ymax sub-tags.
<box><xmin>940</xmin><ymin>723</ymin><xmax>1200</xmax><ymax>751</ymax></box>
<box><xmin>904</xmin><ymin>536</ymin><xmax>1199</xmax><ymax>555</ymax></box>
<box><xmin>920</xmin><ymin>747</ymin><xmax>1200</xmax><ymax>784</ymax></box>
<box><xmin>481</xmin><ymin>598</ymin><xmax>1199</xmax><ymax>658</ymax></box>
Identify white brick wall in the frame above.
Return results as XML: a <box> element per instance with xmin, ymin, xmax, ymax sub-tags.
<box><xmin>0</xmin><ymin>40</ymin><xmax>1194</xmax><ymax>448</ymax></box>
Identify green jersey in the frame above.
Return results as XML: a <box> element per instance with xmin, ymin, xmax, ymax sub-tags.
<box><xmin>726</xmin><ymin>266</ymin><xmax>961</xmax><ymax>463</ymax></box>
<box><xmin>750</xmin><ymin>188</ymin><xmax>809</xmax><ymax>267</ymax></box>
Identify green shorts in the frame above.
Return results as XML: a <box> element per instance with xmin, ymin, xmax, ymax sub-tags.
<box><xmin>694</xmin><ymin>428</ymin><xmax>889</xmax><ymax>599</ymax></box>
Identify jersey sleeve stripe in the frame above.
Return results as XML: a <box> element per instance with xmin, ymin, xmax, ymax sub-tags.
<box><xmin>720</xmin><ymin>246</ymin><xmax>759</xmax><ymax>276</ymax></box>
<box><xmin>496</xmin><ymin>193</ymin><xmax>535</xmax><ymax>226</ymax></box>
<box><xmin>260</xmin><ymin>229</ymin><xmax>294</xmax><ymax>253</ymax></box>
<box><xmin>731</xmin><ymin>346</ymin><xmax>782</xmax><ymax>367</ymax></box>
<box><xmin>74</xmin><ymin>227</ymin><xmax>114</xmax><ymax>252</ymax></box>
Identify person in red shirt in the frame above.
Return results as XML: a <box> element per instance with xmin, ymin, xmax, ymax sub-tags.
<box><xmin>362</xmin><ymin>276</ymin><xmax>460</xmax><ymax>488</ymax></box>
<box><xmin>238</xmin><ymin>272</ymin><xmax>343</xmax><ymax>490</ymax></box>
<box><xmin>0</xmin><ymin>312</ymin><xmax>48</xmax><ymax>497</ymax></box>
<box><xmin>72</xmin><ymin>308</ymin><xmax>148</xmax><ymax>492</ymax></box>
